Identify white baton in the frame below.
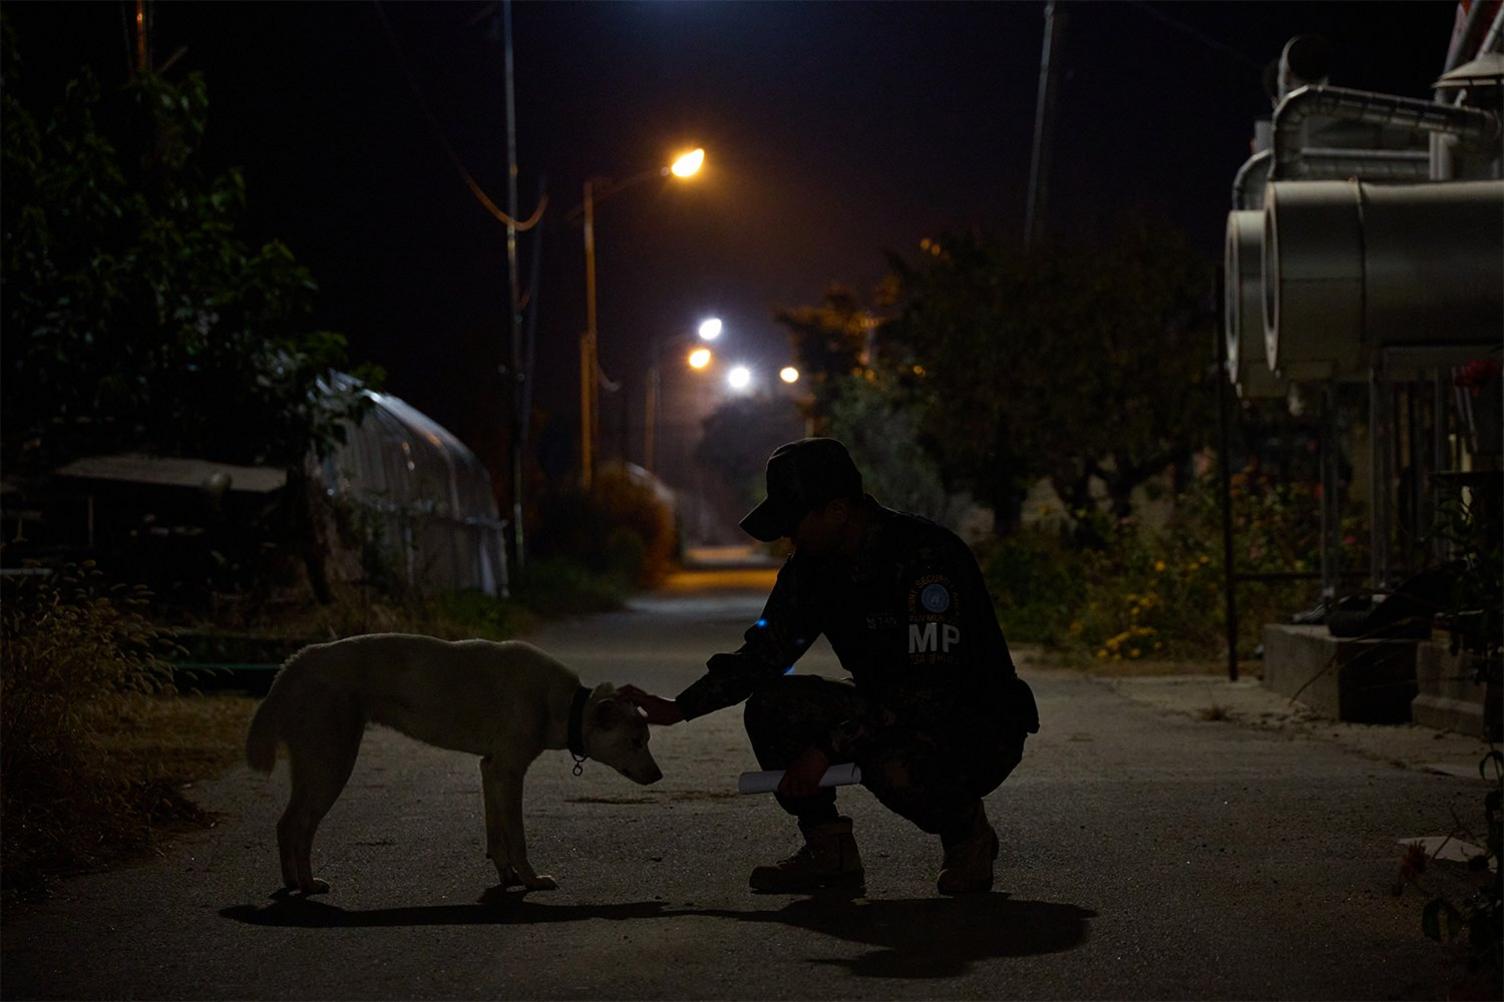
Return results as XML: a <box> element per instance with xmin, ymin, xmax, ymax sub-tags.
<box><xmin>737</xmin><ymin>762</ymin><xmax>862</xmax><ymax>795</ymax></box>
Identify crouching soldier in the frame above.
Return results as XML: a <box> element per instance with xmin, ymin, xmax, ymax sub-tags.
<box><xmin>623</xmin><ymin>438</ymin><xmax>1039</xmax><ymax>895</ymax></box>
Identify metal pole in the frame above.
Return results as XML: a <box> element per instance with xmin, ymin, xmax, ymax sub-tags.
<box><xmin>581</xmin><ymin>179</ymin><xmax>597</xmax><ymax>490</ymax></box>
<box><xmin>1370</xmin><ymin>358</ymin><xmax>1394</xmax><ymax>589</ymax></box>
<box><xmin>1024</xmin><ymin>0</ymin><xmax>1065</xmax><ymax>248</ymax></box>
<box><xmin>1319</xmin><ymin>384</ymin><xmax>1340</xmax><ymax>602</ymax></box>
<box><xmin>1216</xmin><ymin>267</ymin><xmax>1239</xmax><ymax>681</ymax></box>
<box><xmin>501</xmin><ymin>0</ymin><xmax>526</xmax><ymax>569</ymax></box>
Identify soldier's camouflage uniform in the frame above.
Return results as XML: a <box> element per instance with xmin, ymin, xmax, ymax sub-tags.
<box><xmin>675</xmin><ymin>496</ymin><xmax>1040</xmax><ymax>846</ymax></box>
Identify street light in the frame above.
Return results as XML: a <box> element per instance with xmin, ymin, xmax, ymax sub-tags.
<box><xmin>697</xmin><ymin>317</ymin><xmax>723</xmax><ymax>341</ymax></box>
<box><xmin>727</xmin><ymin>365</ymin><xmax>753</xmax><ymax>392</ymax></box>
<box><xmin>576</xmin><ymin>147</ymin><xmax>707</xmax><ymax>489</ymax></box>
<box><xmin>671</xmin><ymin>148</ymin><xmax>706</xmax><ymax>178</ymax></box>
<box><xmin>780</xmin><ymin>366</ymin><xmax>800</xmax><ymax>384</ymax></box>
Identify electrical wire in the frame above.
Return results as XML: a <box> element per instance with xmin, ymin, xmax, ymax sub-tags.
<box><xmin>372</xmin><ymin>0</ymin><xmax>546</xmax><ymax>231</ymax></box>
<box><xmin>1125</xmin><ymin>0</ymin><xmax>1264</xmax><ymax>73</ymax></box>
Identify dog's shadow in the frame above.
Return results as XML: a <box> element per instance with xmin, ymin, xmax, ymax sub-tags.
<box><xmin>221</xmin><ymin>890</ymin><xmax>1095</xmax><ymax>978</ymax></box>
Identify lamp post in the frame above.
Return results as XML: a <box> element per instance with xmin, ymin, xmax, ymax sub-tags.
<box><xmin>576</xmin><ymin>148</ymin><xmax>705</xmax><ymax>489</ymax></box>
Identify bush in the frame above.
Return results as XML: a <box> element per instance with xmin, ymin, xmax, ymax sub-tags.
<box><xmin>530</xmin><ymin>464</ymin><xmax>676</xmax><ymax>589</ymax></box>
<box><xmin>511</xmin><ymin>558</ymin><xmax>629</xmax><ymax>617</ymax></box>
<box><xmin>979</xmin><ymin>529</ymin><xmax>1086</xmax><ymax>645</ymax></box>
<box><xmin>1</xmin><ymin>563</ymin><xmax>182</xmax><ymax>888</ymax></box>
<box><xmin>982</xmin><ymin>467</ymin><xmax>1366</xmax><ymax>663</ymax></box>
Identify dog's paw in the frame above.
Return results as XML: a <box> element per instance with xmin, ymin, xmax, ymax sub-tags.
<box><xmin>524</xmin><ymin>873</ymin><xmax>558</xmax><ymax>891</ymax></box>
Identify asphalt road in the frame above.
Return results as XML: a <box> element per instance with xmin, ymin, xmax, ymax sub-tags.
<box><xmin>1</xmin><ymin>568</ymin><xmax>1489</xmax><ymax>1000</ymax></box>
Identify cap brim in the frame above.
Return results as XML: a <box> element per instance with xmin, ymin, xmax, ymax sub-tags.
<box><xmin>739</xmin><ymin>496</ymin><xmax>796</xmax><ymax>542</ymax></box>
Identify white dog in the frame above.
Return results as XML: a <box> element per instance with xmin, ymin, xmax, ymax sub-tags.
<box><xmin>245</xmin><ymin>633</ymin><xmax>661</xmax><ymax>895</ymax></box>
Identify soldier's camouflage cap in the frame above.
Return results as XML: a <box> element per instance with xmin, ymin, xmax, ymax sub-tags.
<box><xmin>739</xmin><ymin>438</ymin><xmax>864</xmax><ymax>542</ymax></box>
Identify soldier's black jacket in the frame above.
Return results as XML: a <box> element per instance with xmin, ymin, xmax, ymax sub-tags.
<box><xmin>676</xmin><ymin>497</ymin><xmax>1040</xmax><ymax>740</ymax></box>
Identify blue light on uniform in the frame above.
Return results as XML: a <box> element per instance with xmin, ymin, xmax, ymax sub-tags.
<box><xmin>784</xmin><ymin>665</ymin><xmax>796</xmax><ymax>675</ymax></box>
<box><xmin>754</xmin><ymin>618</ymin><xmax>768</xmax><ymax>629</ymax></box>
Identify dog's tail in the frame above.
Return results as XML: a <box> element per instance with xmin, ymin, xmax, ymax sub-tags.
<box><xmin>245</xmin><ymin>645</ymin><xmax>316</xmax><ymax>773</ymax></box>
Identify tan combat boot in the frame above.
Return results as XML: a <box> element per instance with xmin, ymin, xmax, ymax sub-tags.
<box><xmin>936</xmin><ymin>805</ymin><xmax>999</xmax><ymax>895</ymax></box>
<box><xmin>749</xmin><ymin>816</ymin><xmax>865</xmax><ymax>894</ymax></box>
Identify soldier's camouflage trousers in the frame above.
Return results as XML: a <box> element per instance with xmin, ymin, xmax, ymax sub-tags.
<box><xmin>743</xmin><ymin>675</ymin><xmax>1027</xmax><ymax>847</ymax></box>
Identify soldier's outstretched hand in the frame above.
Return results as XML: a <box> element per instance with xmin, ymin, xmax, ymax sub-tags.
<box><xmin>619</xmin><ymin>685</ymin><xmax>685</xmax><ymax>726</ymax></box>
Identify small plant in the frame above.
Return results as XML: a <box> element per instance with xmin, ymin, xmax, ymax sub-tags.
<box><xmin>1</xmin><ymin>562</ymin><xmax>182</xmax><ymax>892</ymax></box>
<box><xmin>1396</xmin><ymin>750</ymin><xmax>1503</xmax><ymax>998</ymax></box>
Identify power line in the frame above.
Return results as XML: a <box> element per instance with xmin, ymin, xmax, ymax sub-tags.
<box><xmin>371</xmin><ymin>0</ymin><xmax>546</xmax><ymax>230</ymax></box>
<box><xmin>1125</xmin><ymin>0</ymin><xmax>1264</xmax><ymax>73</ymax></box>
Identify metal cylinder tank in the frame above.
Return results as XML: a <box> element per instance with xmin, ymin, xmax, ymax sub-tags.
<box><xmin>1224</xmin><ymin>210</ymin><xmax>1285</xmax><ymax>398</ymax></box>
<box><xmin>1263</xmin><ymin>179</ymin><xmax>1504</xmax><ymax>377</ymax></box>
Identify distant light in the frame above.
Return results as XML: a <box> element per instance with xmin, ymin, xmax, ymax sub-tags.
<box><xmin>698</xmin><ymin>317</ymin><xmax>723</xmax><ymax>341</ymax></box>
<box><xmin>670</xmin><ymin>148</ymin><xmax>705</xmax><ymax>178</ymax></box>
<box><xmin>727</xmin><ymin>365</ymin><xmax>752</xmax><ymax>391</ymax></box>
<box><xmin>688</xmin><ymin>347</ymin><xmax>712</xmax><ymax>369</ymax></box>
<box><xmin>779</xmin><ymin>366</ymin><xmax>799</xmax><ymax>384</ymax></box>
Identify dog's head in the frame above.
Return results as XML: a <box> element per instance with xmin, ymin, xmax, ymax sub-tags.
<box><xmin>584</xmin><ymin>683</ymin><xmax>663</xmax><ymax>785</ymax></box>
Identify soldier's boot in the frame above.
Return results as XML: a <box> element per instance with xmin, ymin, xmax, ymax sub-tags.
<box><xmin>936</xmin><ymin>804</ymin><xmax>998</xmax><ymax>896</ymax></box>
<box><xmin>748</xmin><ymin>816</ymin><xmax>865</xmax><ymax>894</ymax></box>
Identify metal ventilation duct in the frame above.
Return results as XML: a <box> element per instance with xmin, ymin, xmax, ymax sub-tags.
<box><xmin>1263</xmin><ymin>179</ymin><xmax>1504</xmax><ymax>378</ymax></box>
<box><xmin>1224</xmin><ymin>210</ymin><xmax>1284</xmax><ymax>399</ymax></box>
<box><xmin>1269</xmin><ymin>85</ymin><xmax>1500</xmax><ymax>181</ymax></box>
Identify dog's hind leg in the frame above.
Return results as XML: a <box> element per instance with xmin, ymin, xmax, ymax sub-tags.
<box><xmin>481</xmin><ymin>758</ymin><xmax>555</xmax><ymax>891</ymax></box>
<box><xmin>480</xmin><ymin>756</ymin><xmax>523</xmax><ymax>889</ymax></box>
<box><xmin>281</xmin><ymin>693</ymin><xmax>364</xmax><ymax>895</ymax></box>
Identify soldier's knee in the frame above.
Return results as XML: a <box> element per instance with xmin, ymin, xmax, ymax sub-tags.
<box><xmin>743</xmin><ymin>677</ymin><xmax>816</xmax><ymax>738</ymax></box>
<box><xmin>743</xmin><ymin>685</ymin><xmax>778</xmax><ymax>738</ymax></box>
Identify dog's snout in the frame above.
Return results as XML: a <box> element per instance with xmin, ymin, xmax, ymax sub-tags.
<box><xmin>637</xmin><ymin>764</ymin><xmax>663</xmax><ymax>785</ymax></box>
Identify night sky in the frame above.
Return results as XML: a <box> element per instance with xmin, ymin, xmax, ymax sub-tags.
<box><xmin>5</xmin><ymin>1</ymin><xmax>1460</xmax><ymax>487</ymax></box>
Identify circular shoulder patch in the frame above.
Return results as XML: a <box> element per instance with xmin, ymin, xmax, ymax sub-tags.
<box><xmin>919</xmin><ymin>582</ymin><xmax>951</xmax><ymax>613</ymax></box>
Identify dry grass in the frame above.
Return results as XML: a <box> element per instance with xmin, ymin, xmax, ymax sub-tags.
<box><xmin>0</xmin><ymin>567</ymin><xmax>261</xmax><ymax>903</ymax></box>
<box><xmin>2</xmin><ymin>692</ymin><xmax>258</xmax><ymax>903</ymax></box>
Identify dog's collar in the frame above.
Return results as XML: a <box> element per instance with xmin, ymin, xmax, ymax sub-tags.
<box><xmin>567</xmin><ymin>685</ymin><xmax>591</xmax><ymax>775</ymax></box>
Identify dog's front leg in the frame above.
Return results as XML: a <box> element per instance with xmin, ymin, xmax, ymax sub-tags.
<box><xmin>481</xmin><ymin>757</ymin><xmax>555</xmax><ymax>891</ymax></box>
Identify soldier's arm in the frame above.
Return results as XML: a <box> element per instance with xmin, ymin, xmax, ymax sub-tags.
<box><xmin>673</xmin><ymin>557</ymin><xmax>821</xmax><ymax>721</ymax></box>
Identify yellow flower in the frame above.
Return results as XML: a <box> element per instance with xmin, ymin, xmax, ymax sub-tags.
<box><xmin>1153</xmin><ymin>560</ymin><xmax>1166</xmax><ymax>573</ymax></box>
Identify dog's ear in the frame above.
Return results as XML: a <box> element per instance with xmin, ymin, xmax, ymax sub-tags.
<box><xmin>592</xmin><ymin>698</ymin><xmax>618</xmax><ymax>730</ymax></box>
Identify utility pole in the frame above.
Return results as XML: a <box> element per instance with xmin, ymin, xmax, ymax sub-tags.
<box><xmin>1025</xmin><ymin>0</ymin><xmax>1065</xmax><ymax>248</ymax></box>
<box><xmin>581</xmin><ymin>179</ymin><xmax>598</xmax><ymax>490</ymax></box>
<box><xmin>130</xmin><ymin>0</ymin><xmax>151</xmax><ymax>76</ymax></box>
<box><xmin>501</xmin><ymin>0</ymin><xmax>526</xmax><ymax>569</ymax></box>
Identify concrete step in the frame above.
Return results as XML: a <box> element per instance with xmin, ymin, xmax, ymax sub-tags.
<box><xmin>1261</xmin><ymin>623</ymin><xmax>1418</xmax><ymax>724</ymax></box>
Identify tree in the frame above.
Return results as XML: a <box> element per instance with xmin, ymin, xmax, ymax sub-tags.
<box><xmin>0</xmin><ymin>21</ymin><xmax>375</xmax><ymax>477</ymax></box>
<box><xmin>824</xmin><ymin>373</ymin><xmax>970</xmax><ymax>530</ymax></box>
<box><xmin>778</xmin><ymin>218</ymin><xmax>1216</xmax><ymax>535</ymax></box>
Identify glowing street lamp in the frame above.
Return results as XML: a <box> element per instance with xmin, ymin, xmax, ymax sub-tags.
<box><xmin>727</xmin><ymin>365</ymin><xmax>753</xmax><ymax>392</ymax></box>
<box><xmin>779</xmin><ymin>366</ymin><xmax>800</xmax><ymax>384</ymax></box>
<box><xmin>697</xmin><ymin>317</ymin><xmax>723</xmax><ymax>341</ymax></box>
<box><xmin>670</xmin><ymin>148</ymin><xmax>706</xmax><ymax>178</ymax></box>
<box><xmin>688</xmin><ymin>347</ymin><xmax>713</xmax><ymax>369</ymax></box>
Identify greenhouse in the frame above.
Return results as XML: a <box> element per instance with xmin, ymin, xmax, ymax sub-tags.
<box><xmin>315</xmin><ymin>383</ymin><xmax>508</xmax><ymax>597</ymax></box>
